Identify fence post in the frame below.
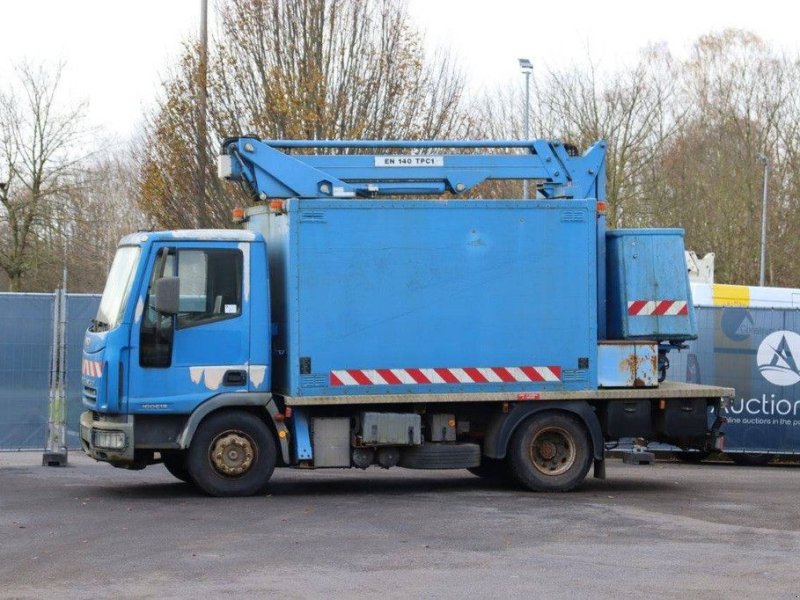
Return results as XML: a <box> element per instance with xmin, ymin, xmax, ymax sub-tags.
<box><xmin>43</xmin><ymin>288</ymin><xmax>68</xmax><ymax>466</ymax></box>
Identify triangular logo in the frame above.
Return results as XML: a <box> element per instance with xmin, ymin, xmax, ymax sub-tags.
<box><xmin>769</xmin><ymin>335</ymin><xmax>800</xmax><ymax>375</ymax></box>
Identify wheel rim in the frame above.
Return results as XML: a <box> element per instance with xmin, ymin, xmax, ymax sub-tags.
<box><xmin>528</xmin><ymin>426</ymin><xmax>576</xmax><ymax>476</ymax></box>
<box><xmin>209</xmin><ymin>430</ymin><xmax>256</xmax><ymax>476</ymax></box>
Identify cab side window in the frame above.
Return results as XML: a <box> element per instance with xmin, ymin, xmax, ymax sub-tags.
<box><xmin>139</xmin><ymin>247</ymin><xmax>243</xmax><ymax>368</ymax></box>
<box><xmin>176</xmin><ymin>249</ymin><xmax>243</xmax><ymax>329</ymax></box>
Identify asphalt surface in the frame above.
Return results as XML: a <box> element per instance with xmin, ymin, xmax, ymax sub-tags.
<box><xmin>1</xmin><ymin>453</ymin><xmax>799</xmax><ymax>600</ymax></box>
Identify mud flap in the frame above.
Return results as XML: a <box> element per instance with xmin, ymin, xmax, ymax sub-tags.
<box><xmin>593</xmin><ymin>458</ymin><xmax>606</xmax><ymax>479</ymax></box>
<box><xmin>710</xmin><ymin>413</ymin><xmax>726</xmax><ymax>452</ymax></box>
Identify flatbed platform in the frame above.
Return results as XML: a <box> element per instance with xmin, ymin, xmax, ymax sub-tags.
<box><xmin>282</xmin><ymin>381</ymin><xmax>734</xmax><ymax>407</ymax></box>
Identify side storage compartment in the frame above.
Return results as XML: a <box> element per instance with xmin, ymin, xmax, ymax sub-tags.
<box><xmin>312</xmin><ymin>418</ymin><xmax>351</xmax><ymax>467</ymax></box>
<box><xmin>656</xmin><ymin>398</ymin><xmax>708</xmax><ymax>437</ymax></box>
<box><xmin>606</xmin><ymin>229</ymin><xmax>697</xmax><ymax>342</ymax></box>
<box><xmin>360</xmin><ymin>412</ymin><xmax>421</xmax><ymax>446</ymax></box>
<box><xmin>599</xmin><ymin>400</ymin><xmax>653</xmax><ymax>439</ymax></box>
<box><xmin>426</xmin><ymin>414</ymin><xmax>456</xmax><ymax>442</ymax></box>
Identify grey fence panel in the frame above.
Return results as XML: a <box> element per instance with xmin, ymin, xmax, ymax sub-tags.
<box><xmin>0</xmin><ymin>294</ymin><xmax>55</xmax><ymax>449</ymax></box>
<box><xmin>0</xmin><ymin>292</ymin><xmax>100</xmax><ymax>450</ymax></box>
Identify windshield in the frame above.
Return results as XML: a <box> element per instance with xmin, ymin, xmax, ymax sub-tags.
<box><xmin>94</xmin><ymin>246</ymin><xmax>141</xmax><ymax>331</ymax></box>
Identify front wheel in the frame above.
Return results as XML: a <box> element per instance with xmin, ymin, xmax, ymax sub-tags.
<box><xmin>508</xmin><ymin>412</ymin><xmax>592</xmax><ymax>492</ymax></box>
<box><xmin>187</xmin><ymin>410</ymin><xmax>277</xmax><ymax>497</ymax></box>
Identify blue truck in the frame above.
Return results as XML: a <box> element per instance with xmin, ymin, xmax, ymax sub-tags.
<box><xmin>79</xmin><ymin>138</ymin><xmax>732</xmax><ymax>496</ymax></box>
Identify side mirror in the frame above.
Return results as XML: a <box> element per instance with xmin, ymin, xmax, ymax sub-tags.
<box><xmin>154</xmin><ymin>277</ymin><xmax>180</xmax><ymax>315</ymax></box>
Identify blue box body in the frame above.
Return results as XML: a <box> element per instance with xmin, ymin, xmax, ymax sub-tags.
<box><xmin>251</xmin><ymin>199</ymin><xmax>598</xmax><ymax>397</ymax></box>
<box><xmin>606</xmin><ymin>229</ymin><xmax>697</xmax><ymax>341</ymax></box>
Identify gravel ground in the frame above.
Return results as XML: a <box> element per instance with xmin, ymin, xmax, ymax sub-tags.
<box><xmin>1</xmin><ymin>452</ymin><xmax>799</xmax><ymax>599</ymax></box>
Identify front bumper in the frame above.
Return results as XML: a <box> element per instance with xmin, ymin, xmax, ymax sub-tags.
<box><xmin>80</xmin><ymin>411</ymin><xmax>135</xmax><ymax>463</ymax></box>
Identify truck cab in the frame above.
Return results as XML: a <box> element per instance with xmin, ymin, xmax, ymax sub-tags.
<box><xmin>80</xmin><ymin>231</ymin><xmax>275</xmax><ymax>471</ymax></box>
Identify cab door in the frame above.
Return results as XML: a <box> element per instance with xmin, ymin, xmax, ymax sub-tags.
<box><xmin>127</xmin><ymin>241</ymin><xmax>251</xmax><ymax>413</ymax></box>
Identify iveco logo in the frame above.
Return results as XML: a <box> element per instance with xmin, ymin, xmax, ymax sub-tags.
<box><xmin>757</xmin><ymin>330</ymin><xmax>800</xmax><ymax>386</ymax></box>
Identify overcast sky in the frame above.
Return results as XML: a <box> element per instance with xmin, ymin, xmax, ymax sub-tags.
<box><xmin>1</xmin><ymin>0</ymin><xmax>798</xmax><ymax>139</ymax></box>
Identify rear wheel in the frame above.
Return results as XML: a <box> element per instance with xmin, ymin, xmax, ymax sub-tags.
<box><xmin>730</xmin><ymin>453</ymin><xmax>772</xmax><ymax>467</ymax></box>
<box><xmin>187</xmin><ymin>410</ymin><xmax>277</xmax><ymax>497</ymax></box>
<box><xmin>509</xmin><ymin>412</ymin><xmax>592</xmax><ymax>492</ymax></box>
<box><xmin>162</xmin><ymin>451</ymin><xmax>192</xmax><ymax>483</ymax></box>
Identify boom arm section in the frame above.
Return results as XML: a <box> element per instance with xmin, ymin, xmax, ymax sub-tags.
<box><xmin>219</xmin><ymin>137</ymin><xmax>606</xmax><ymax>201</ymax></box>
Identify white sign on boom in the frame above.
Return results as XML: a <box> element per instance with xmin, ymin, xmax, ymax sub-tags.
<box><xmin>375</xmin><ymin>156</ymin><xmax>444</xmax><ymax>167</ymax></box>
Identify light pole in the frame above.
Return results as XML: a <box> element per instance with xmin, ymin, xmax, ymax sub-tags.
<box><xmin>518</xmin><ymin>58</ymin><xmax>533</xmax><ymax>199</ymax></box>
<box><xmin>197</xmin><ymin>0</ymin><xmax>209</xmax><ymax>227</ymax></box>
<box><xmin>757</xmin><ymin>154</ymin><xmax>769</xmax><ymax>287</ymax></box>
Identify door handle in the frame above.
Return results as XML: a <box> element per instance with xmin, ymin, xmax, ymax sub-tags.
<box><xmin>223</xmin><ymin>370</ymin><xmax>247</xmax><ymax>387</ymax></box>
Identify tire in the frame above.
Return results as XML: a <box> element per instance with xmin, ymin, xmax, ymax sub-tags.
<box><xmin>399</xmin><ymin>443</ymin><xmax>481</xmax><ymax>469</ymax></box>
<box><xmin>673</xmin><ymin>451</ymin><xmax>710</xmax><ymax>464</ymax></box>
<box><xmin>468</xmin><ymin>457</ymin><xmax>514</xmax><ymax>481</ymax></box>
<box><xmin>730</xmin><ymin>453</ymin><xmax>772</xmax><ymax>467</ymax></box>
<box><xmin>508</xmin><ymin>412</ymin><xmax>592</xmax><ymax>492</ymax></box>
<box><xmin>162</xmin><ymin>451</ymin><xmax>192</xmax><ymax>483</ymax></box>
<box><xmin>187</xmin><ymin>410</ymin><xmax>277</xmax><ymax>497</ymax></box>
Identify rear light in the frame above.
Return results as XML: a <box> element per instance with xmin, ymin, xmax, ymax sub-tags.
<box><xmin>231</xmin><ymin>206</ymin><xmax>245</xmax><ymax>223</ymax></box>
<box><xmin>269</xmin><ymin>200</ymin><xmax>286</xmax><ymax>214</ymax></box>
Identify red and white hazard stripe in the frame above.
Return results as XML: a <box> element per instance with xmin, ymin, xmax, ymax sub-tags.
<box><xmin>627</xmin><ymin>300</ymin><xmax>688</xmax><ymax>316</ymax></box>
<box><xmin>82</xmin><ymin>359</ymin><xmax>103</xmax><ymax>377</ymax></box>
<box><xmin>330</xmin><ymin>366</ymin><xmax>561</xmax><ymax>386</ymax></box>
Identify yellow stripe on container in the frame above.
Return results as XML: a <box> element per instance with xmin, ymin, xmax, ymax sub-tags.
<box><xmin>712</xmin><ymin>283</ymin><xmax>750</xmax><ymax>307</ymax></box>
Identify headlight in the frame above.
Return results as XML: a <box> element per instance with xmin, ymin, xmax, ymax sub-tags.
<box><xmin>92</xmin><ymin>430</ymin><xmax>127</xmax><ymax>450</ymax></box>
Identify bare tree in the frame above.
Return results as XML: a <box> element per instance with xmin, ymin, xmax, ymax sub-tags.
<box><xmin>138</xmin><ymin>0</ymin><xmax>472</xmax><ymax>228</ymax></box>
<box><xmin>473</xmin><ymin>47</ymin><xmax>683</xmax><ymax>214</ymax></box>
<box><xmin>476</xmin><ymin>31</ymin><xmax>800</xmax><ymax>287</ymax></box>
<box><xmin>0</xmin><ymin>62</ymin><xmax>88</xmax><ymax>291</ymax></box>
<box><xmin>657</xmin><ymin>30</ymin><xmax>799</xmax><ymax>286</ymax></box>
<box><xmin>535</xmin><ymin>46</ymin><xmax>683</xmax><ymax>227</ymax></box>
<box><xmin>57</xmin><ymin>148</ymin><xmax>150</xmax><ymax>292</ymax></box>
